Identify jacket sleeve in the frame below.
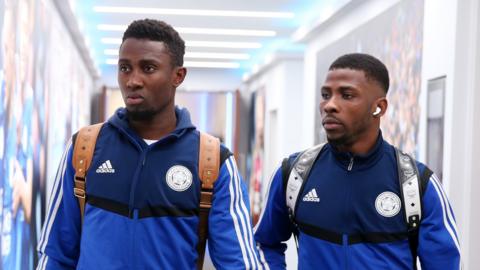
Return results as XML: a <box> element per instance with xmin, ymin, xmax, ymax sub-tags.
<box><xmin>36</xmin><ymin>140</ymin><xmax>81</xmax><ymax>270</ymax></box>
<box><xmin>418</xmin><ymin>173</ymin><xmax>461</xmax><ymax>270</ymax></box>
<box><xmin>253</xmin><ymin>166</ymin><xmax>292</xmax><ymax>269</ymax></box>
<box><xmin>207</xmin><ymin>155</ymin><xmax>263</xmax><ymax>269</ymax></box>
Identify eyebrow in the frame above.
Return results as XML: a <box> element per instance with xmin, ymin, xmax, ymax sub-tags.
<box><xmin>338</xmin><ymin>85</ymin><xmax>356</xmax><ymax>91</ymax></box>
<box><xmin>117</xmin><ymin>58</ymin><xmax>160</xmax><ymax>64</ymax></box>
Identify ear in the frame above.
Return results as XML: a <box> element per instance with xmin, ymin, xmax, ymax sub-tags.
<box><xmin>373</xmin><ymin>97</ymin><xmax>388</xmax><ymax>117</ymax></box>
<box><xmin>172</xmin><ymin>67</ymin><xmax>187</xmax><ymax>88</ymax></box>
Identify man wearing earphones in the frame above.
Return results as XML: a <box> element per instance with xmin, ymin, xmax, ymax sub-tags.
<box><xmin>254</xmin><ymin>53</ymin><xmax>460</xmax><ymax>269</ymax></box>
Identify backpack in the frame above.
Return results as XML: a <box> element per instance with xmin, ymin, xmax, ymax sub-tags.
<box><xmin>71</xmin><ymin>123</ymin><xmax>225</xmax><ymax>270</ymax></box>
<box><xmin>282</xmin><ymin>143</ymin><xmax>432</xmax><ymax>270</ymax></box>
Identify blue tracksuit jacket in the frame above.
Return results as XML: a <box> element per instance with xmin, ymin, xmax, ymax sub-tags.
<box><xmin>37</xmin><ymin>107</ymin><xmax>262</xmax><ymax>269</ymax></box>
<box><xmin>254</xmin><ymin>134</ymin><xmax>460</xmax><ymax>269</ymax></box>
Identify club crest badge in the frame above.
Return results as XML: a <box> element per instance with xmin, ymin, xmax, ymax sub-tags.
<box><xmin>166</xmin><ymin>165</ymin><xmax>193</xmax><ymax>192</ymax></box>
<box><xmin>375</xmin><ymin>191</ymin><xmax>401</xmax><ymax>217</ymax></box>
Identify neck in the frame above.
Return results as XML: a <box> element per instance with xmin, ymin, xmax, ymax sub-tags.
<box><xmin>334</xmin><ymin>129</ymin><xmax>380</xmax><ymax>155</ymax></box>
<box><xmin>129</xmin><ymin>107</ymin><xmax>177</xmax><ymax>140</ymax></box>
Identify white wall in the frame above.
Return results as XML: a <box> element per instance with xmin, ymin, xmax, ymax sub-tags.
<box><xmin>244</xmin><ymin>56</ymin><xmax>305</xmax><ymax>192</ymax></box>
<box><xmin>444</xmin><ymin>0</ymin><xmax>480</xmax><ymax>268</ymax></box>
<box><xmin>244</xmin><ymin>55</ymin><xmax>304</xmax><ymax>269</ymax></box>
<box><xmin>420</xmin><ymin>0</ymin><xmax>480</xmax><ymax>268</ymax></box>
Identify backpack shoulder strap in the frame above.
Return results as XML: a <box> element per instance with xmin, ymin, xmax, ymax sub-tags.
<box><xmin>196</xmin><ymin>132</ymin><xmax>221</xmax><ymax>270</ymax></box>
<box><xmin>395</xmin><ymin>147</ymin><xmax>433</xmax><ymax>270</ymax></box>
<box><xmin>395</xmin><ymin>148</ymin><xmax>422</xmax><ymax>230</ymax></box>
<box><xmin>285</xmin><ymin>143</ymin><xmax>326</xmax><ymax>225</ymax></box>
<box><xmin>282</xmin><ymin>143</ymin><xmax>325</xmax><ymax>249</ymax></box>
<box><xmin>72</xmin><ymin>123</ymin><xmax>103</xmax><ymax>225</ymax></box>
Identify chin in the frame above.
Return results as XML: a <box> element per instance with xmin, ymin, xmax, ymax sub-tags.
<box><xmin>126</xmin><ymin>108</ymin><xmax>156</xmax><ymax>121</ymax></box>
<box><xmin>326</xmin><ymin>134</ymin><xmax>349</xmax><ymax>146</ymax></box>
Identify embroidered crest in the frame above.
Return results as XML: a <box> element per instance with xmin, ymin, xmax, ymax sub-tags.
<box><xmin>166</xmin><ymin>165</ymin><xmax>193</xmax><ymax>192</ymax></box>
<box><xmin>375</xmin><ymin>191</ymin><xmax>401</xmax><ymax>217</ymax></box>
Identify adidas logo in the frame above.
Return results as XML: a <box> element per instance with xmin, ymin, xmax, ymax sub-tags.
<box><xmin>96</xmin><ymin>160</ymin><xmax>115</xmax><ymax>173</ymax></box>
<box><xmin>303</xmin><ymin>188</ymin><xmax>320</xmax><ymax>202</ymax></box>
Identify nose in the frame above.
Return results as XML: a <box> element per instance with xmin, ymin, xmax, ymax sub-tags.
<box><xmin>321</xmin><ymin>96</ymin><xmax>339</xmax><ymax>114</ymax></box>
<box><xmin>126</xmin><ymin>70</ymin><xmax>143</xmax><ymax>90</ymax></box>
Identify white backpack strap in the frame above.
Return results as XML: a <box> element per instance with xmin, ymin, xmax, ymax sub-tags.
<box><xmin>395</xmin><ymin>148</ymin><xmax>422</xmax><ymax>230</ymax></box>
<box><xmin>285</xmin><ymin>143</ymin><xmax>326</xmax><ymax>222</ymax></box>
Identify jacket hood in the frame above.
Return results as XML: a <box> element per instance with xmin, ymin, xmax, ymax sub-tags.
<box><xmin>107</xmin><ymin>106</ymin><xmax>196</xmax><ymax>141</ymax></box>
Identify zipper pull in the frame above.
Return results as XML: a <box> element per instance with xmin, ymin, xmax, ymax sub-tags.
<box><xmin>348</xmin><ymin>157</ymin><xmax>354</xmax><ymax>171</ymax></box>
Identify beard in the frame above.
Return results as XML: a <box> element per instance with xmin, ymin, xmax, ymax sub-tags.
<box><xmin>326</xmin><ymin>121</ymin><xmax>370</xmax><ymax>150</ymax></box>
<box><xmin>126</xmin><ymin>108</ymin><xmax>157</xmax><ymax>121</ymax></box>
<box><xmin>327</xmin><ymin>133</ymin><xmax>354</xmax><ymax>148</ymax></box>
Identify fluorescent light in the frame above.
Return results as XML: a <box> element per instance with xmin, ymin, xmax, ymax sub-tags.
<box><xmin>186</xmin><ymin>41</ymin><xmax>261</xmax><ymax>49</ymax></box>
<box><xmin>97</xmin><ymin>24</ymin><xmax>126</xmax><ymax>31</ymax></box>
<box><xmin>94</xmin><ymin>6</ymin><xmax>294</xmax><ymax>18</ymax></box>
<box><xmin>184</xmin><ymin>61</ymin><xmax>240</xmax><ymax>69</ymax></box>
<box><xmin>106</xmin><ymin>59</ymin><xmax>118</xmax><ymax>65</ymax></box>
<box><xmin>185</xmin><ymin>52</ymin><xmax>250</xmax><ymax>60</ymax></box>
<box><xmin>98</xmin><ymin>24</ymin><xmax>276</xmax><ymax>37</ymax></box>
<box><xmin>101</xmin><ymin>38</ymin><xmax>122</xmax><ymax>44</ymax></box>
<box><xmin>105</xmin><ymin>59</ymin><xmax>240</xmax><ymax>69</ymax></box>
<box><xmin>101</xmin><ymin>38</ymin><xmax>262</xmax><ymax>49</ymax></box>
<box><xmin>104</xmin><ymin>49</ymin><xmax>118</xmax><ymax>56</ymax></box>
<box><xmin>103</xmin><ymin>50</ymin><xmax>249</xmax><ymax>60</ymax></box>
<box><xmin>178</xmin><ymin>27</ymin><xmax>275</xmax><ymax>36</ymax></box>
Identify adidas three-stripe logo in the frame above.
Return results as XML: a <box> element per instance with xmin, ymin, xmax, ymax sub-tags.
<box><xmin>303</xmin><ymin>188</ymin><xmax>320</xmax><ymax>202</ymax></box>
<box><xmin>96</xmin><ymin>160</ymin><xmax>115</xmax><ymax>173</ymax></box>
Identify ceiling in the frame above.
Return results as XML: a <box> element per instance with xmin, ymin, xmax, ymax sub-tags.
<box><xmin>71</xmin><ymin>0</ymin><xmax>349</xmax><ymax>80</ymax></box>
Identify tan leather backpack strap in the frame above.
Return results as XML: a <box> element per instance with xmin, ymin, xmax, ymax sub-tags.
<box><xmin>196</xmin><ymin>132</ymin><xmax>220</xmax><ymax>270</ymax></box>
<box><xmin>72</xmin><ymin>123</ymin><xmax>103</xmax><ymax>225</ymax></box>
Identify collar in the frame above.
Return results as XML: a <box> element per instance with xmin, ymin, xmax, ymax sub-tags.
<box><xmin>108</xmin><ymin>106</ymin><xmax>196</xmax><ymax>146</ymax></box>
<box><xmin>328</xmin><ymin>131</ymin><xmax>384</xmax><ymax>171</ymax></box>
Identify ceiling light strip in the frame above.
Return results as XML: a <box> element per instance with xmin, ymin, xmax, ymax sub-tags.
<box><xmin>104</xmin><ymin>50</ymin><xmax>250</xmax><ymax>60</ymax></box>
<box><xmin>97</xmin><ymin>24</ymin><xmax>276</xmax><ymax>37</ymax></box>
<box><xmin>186</xmin><ymin>41</ymin><xmax>262</xmax><ymax>48</ymax></box>
<box><xmin>104</xmin><ymin>49</ymin><xmax>118</xmax><ymax>55</ymax></box>
<box><xmin>185</xmin><ymin>52</ymin><xmax>250</xmax><ymax>60</ymax></box>
<box><xmin>93</xmin><ymin>6</ymin><xmax>294</xmax><ymax>18</ymax></box>
<box><xmin>184</xmin><ymin>61</ymin><xmax>240</xmax><ymax>69</ymax></box>
<box><xmin>105</xmin><ymin>58</ymin><xmax>240</xmax><ymax>69</ymax></box>
<box><xmin>101</xmin><ymin>38</ymin><xmax>262</xmax><ymax>49</ymax></box>
<box><xmin>178</xmin><ymin>27</ymin><xmax>275</xmax><ymax>36</ymax></box>
<box><xmin>101</xmin><ymin>38</ymin><xmax>122</xmax><ymax>44</ymax></box>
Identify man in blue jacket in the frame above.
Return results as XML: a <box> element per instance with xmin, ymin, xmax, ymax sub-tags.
<box><xmin>37</xmin><ymin>19</ymin><xmax>262</xmax><ymax>269</ymax></box>
<box><xmin>254</xmin><ymin>53</ymin><xmax>461</xmax><ymax>269</ymax></box>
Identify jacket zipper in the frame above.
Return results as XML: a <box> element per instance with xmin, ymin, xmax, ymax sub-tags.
<box><xmin>345</xmin><ymin>156</ymin><xmax>353</xmax><ymax>269</ymax></box>
<box><xmin>347</xmin><ymin>157</ymin><xmax>354</xmax><ymax>171</ymax></box>
<box><xmin>128</xmin><ymin>151</ymin><xmax>147</xmax><ymax>217</ymax></box>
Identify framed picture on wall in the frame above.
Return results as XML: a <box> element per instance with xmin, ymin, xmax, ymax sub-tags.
<box><xmin>427</xmin><ymin>76</ymin><xmax>446</xmax><ymax>182</ymax></box>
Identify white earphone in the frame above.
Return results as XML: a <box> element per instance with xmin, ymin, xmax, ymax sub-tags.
<box><xmin>373</xmin><ymin>106</ymin><xmax>381</xmax><ymax>116</ymax></box>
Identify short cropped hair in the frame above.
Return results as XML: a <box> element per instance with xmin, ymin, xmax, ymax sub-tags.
<box><xmin>122</xmin><ymin>19</ymin><xmax>185</xmax><ymax>67</ymax></box>
<box><xmin>329</xmin><ymin>53</ymin><xmax>389</xmax><ymax>93</ymax></box>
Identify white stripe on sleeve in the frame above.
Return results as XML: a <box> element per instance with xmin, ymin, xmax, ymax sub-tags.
<box><xmin>230</xmin><ymin>158</ymin><xmax>261</xmax><ymax>268</ymax></box>
<box><xmin>257</xmin><ymin>245</ymin><xmax>271</xmax><ymax>270</ymax></box>
<box><xmin>38</xmin><ymin>140</ymin><xmax>72</xmax><ymax>252</ymax></box>
<box><xmin>429</xmin><ymin>175</ymin><xmax>461</xmax><ymax>251</ymax></box>
<box><xmin>226</xmin><ymin>158</ymin><xmax>250</xmax><ymax>268</ymax></box>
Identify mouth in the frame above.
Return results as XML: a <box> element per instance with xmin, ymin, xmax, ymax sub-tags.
<box><xmin>126</xmin><ymin>94</ymin><xmax>144</xmax><ymax>106</ymax></box>
<box><xmin>322</xmin><ymin>116</ymin><xmax>343</xmax><ymax>130</ymax></box>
